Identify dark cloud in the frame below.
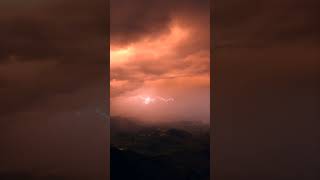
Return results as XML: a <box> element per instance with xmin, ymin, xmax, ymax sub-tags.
<box><xmin>0</xmin><ymin>0</ymin><xmax>107</xmax><ymax>116</ymax></box>
<box><xmin>0</xmin><ymin>0</ymin><xmax>106</xmax><ymax>63</ymax></box>
<box><xmin>110</xmin><ymin>0</ymin><xmax>210</xmax><ymax>123</ymax></box>
<box><xmin>110</xmin><ymin>0</ymin><xmax>210</xmax><ymax>97</ymax></box>
<box><xmin>214</xmin><ymin>47</ymin><xmax>320</xmax><ymax>180</ymax></box>
<box><xmin>0</xmin><ymin>0</ymin><xmax>108</xmax><ymax>179</ymax></box>
<box><xmin>111</xmin><ymin>0</ymin><xmax>209</xmax><ymax>46</ymax></box>
<box><xmin>214</xmin><ymin>0</ymin><xmax>320</xmax><ymax>48</ymax></box>
<box><xmin>213</xmin><ymin>1</ymin><xmax>320</xmax><ymax>179</ymax></box>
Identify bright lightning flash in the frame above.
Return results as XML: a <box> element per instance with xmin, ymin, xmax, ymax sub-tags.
<box><xmin>138</xmin><ymin>95</ymin><xmax>174</xmax><ymax>105</ymax></box>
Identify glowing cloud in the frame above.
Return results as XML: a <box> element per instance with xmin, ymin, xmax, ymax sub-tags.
<box><xmin>110</xmin><ymin>15</ymin><xmax>209</xmax><ymax>122</ymax></box>
<box><xmin>137</xmin><ymin>95</ymin><xmax>175</xmax><ymax>105</ymax></box>
<box><xmin>110</xmin><ymin>47</ymin><xmax>134</xmax><ymax>65</ymax></box>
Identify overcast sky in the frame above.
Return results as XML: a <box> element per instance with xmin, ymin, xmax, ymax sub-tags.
<box><xmin>213</xmin><ymin>0</ymin><xmax>320</xmax><ymax>179</ymax></box>
<box><xmin>110</xmin><ymin>0</ymin><xmax>210</xmax><ymax>123</ymax></box>
<box><xmin>0</xmin><ymin>0</ymin><xmax>107</xmax><ymax>179</ymax></box>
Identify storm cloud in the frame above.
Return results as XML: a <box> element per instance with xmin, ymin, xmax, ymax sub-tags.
<box><xmin>0</xmin><ymin>0</ymin><xmax>108</xmax><ymax>179</ymax></box>
<box><xmin>213</xmin><ymin>0</ymin><xmax>320</xmax><ymax>180</ymax></box>
<box><xmin>0</xmin><ymin>0</ymin><xmax>107</xmax><ymax>116</ymax></box>
<box><xmin>110</xmin><ymin>0</ymin><xmax>210</xmax><ymax>123</ymax></box>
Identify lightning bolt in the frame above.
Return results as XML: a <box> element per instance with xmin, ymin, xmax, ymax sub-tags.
<box><xmin>137</xmin><ymin>95</ymin><xmax>175</xmax><ymax>104</ymax></box>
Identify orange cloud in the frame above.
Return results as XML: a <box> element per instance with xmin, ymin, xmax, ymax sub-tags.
<box><xmin>110</xmin><ymin>15</ymin><xmax>210</xmax><ymax>122</ymax></box>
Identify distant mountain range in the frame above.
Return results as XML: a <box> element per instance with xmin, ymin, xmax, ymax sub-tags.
<box><xmin>111</xmin><ymin>116</ymin><xmax>210</xmax><ymax>180</ymax></box>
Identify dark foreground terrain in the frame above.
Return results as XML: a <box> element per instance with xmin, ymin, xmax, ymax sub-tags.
<box><xmin>0</xmin><ymin>173</ymin><xmax>96</xmax><ymax>180</ymax></box>
<box><xmin>111</xmin><ymin>117</ymin><xmax>210</xmax><ymax>180</ymax></box>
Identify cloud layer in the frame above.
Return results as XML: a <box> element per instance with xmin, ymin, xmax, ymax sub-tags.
<box><xmin>214</xmin><ymin>0</ymin><xmax>320</xmax><ymax>48</ymax></box>
<box><xmin>213</xmin><ymin>0</ymin><xmax>320</xmax><ymax>179</ymax></box>
<box><xmin>0</xmin><ymin>0</ymin><xmax>107</xmax><ymax>116</ymax></box>
<box><xmin>0</xmin><ymin>0</ymin><xmax>108</xmax><ymax>178</ymax></box>
<box><xmin>110</xmin><ymin>0</ymin><xmax>210</xmax><ymax>122</ymax></box>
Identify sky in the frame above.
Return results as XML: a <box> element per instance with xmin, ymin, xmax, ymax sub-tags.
<box><xmin>0</xmin><ymin>0</ymin><xmax>319</xmax><ymax>179</ymax></box>
<box><xmin>213</xmin><ymin>0</ymin><xmax>320</xmax><ymax>179</ymax></box>
<box><xmin>0</xmin><ymin>0</ymin><xmax>108</xmax><ymax>179</ymax></box>
<box><xmin>110</xmin><ymin>0</ymin><xmax>210</xmax><ymax>123</ymax></box>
